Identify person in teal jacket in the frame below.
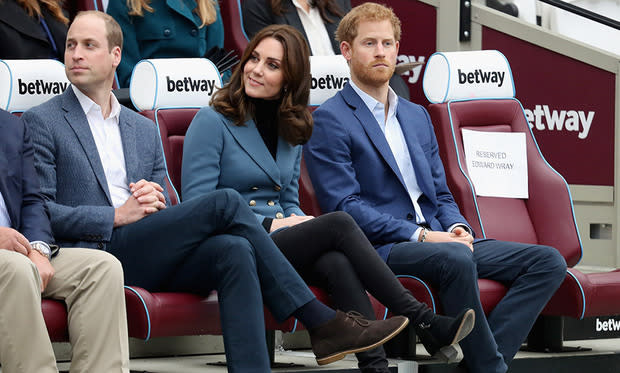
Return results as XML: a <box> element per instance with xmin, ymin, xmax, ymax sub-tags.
<box><xmin>106</xmin><ymin>0</ymin><xmax>224</xmax><ymax>87</ymax></box>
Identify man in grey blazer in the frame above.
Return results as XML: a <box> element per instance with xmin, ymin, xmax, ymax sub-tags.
<box><xmin>0</xmin><ymin>109</ymin><xmax>129</xmax><ymax>373</ymax></box>
<box><xmin>23</xmin><ymin>10</ymin><xmax>409</xmax><ymax>372</ymax></box>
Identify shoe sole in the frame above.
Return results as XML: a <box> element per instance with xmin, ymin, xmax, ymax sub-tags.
<box><xmin>315</xmin><ymin>318</ymin><xmax>410</xmax><ymax>366</ymax></box>
<box><xmin>432</xmin><ymin>309</ymin><xmax>476</xmax><ymax>363</ymax></box>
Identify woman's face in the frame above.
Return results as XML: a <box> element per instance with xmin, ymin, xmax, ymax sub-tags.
<box><xmin>243</xmin><ymin>37</ymin><xmax>285</xmax><ymax>100</ymax></box>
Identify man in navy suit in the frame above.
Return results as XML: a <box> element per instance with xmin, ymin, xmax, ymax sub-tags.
<box><xmin>0</xmin><ymin>108</ymin><xmax>129</xmax><ymax>372</ymax></box>
<box><xmin>23</xmin><ymin>10</ymin><xmax>409</xmax><ymax>372</ymax></box>
<box><xmin>304</xmin><ymin>3</ymin><xmax>568</xmax><ymax>372</ymax></box>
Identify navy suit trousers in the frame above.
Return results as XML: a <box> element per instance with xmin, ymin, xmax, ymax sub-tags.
<box><xmin>387</xmin><ymin>239</ymin><xmax>566</xmax><ymax>373</ymax></box>
<box><xmin>108</xmin><ymin>188</ymin><xmax>314</xmax><ymax>373</ymax></box>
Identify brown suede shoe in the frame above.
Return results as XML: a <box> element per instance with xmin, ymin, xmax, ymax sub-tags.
<box><xmin>308</xmin><ymin>311</ymin><xmax>409</xmax><ymax>365</ymax></box>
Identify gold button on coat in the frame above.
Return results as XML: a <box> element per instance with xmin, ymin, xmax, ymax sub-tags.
<box><xmin>274</xmin><ymin>185</ymin><xmax>282</xmax><ymax>192</ymax></box>
<box><xmin>251</xmin><ymin>186</ymin><xmax>259</xmax><ymax>191</ymax></box>
<box><xmin>275</xmin><ymin>212</ymin><xmax>284</xmax><ymax>219</ymax></box>
<box><xmin>267</xmin><ymin>200</ymin><xmax>275</xmax><ymax>206</ymax></box>
<box><xmin>249</xmin><ymin>200</ymin><xmax>256</xmax><ymax>206</ymax></box>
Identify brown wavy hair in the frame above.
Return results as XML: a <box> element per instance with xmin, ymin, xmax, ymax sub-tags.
<box><xmin>126</xmin><ymin>0</ymin><xmax>216</xmax><ymax>27</ymax></box>
<box><xmin>211</xmin><ymin>24</ymin><xmax>313</xmax><ymax>145</ymax></box>
<box><xmin>16</xmin><ymin>0</ymin><xmax>69</xmax><ymax>25</ymax></box>
<box><xmin>270</xmin><ymin>0</ymin><xmax>344</xmax><ymax>24</ymax></box>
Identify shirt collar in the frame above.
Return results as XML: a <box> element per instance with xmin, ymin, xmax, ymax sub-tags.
<box><xmin>71</xmin><ymin>85</ymin><xmax>121</xmax><ymax>121</ymax></box>
<box><xmin>349</xmin><ymin>79</ymin><xmax>399</xmax><ymax>118</ymax></box>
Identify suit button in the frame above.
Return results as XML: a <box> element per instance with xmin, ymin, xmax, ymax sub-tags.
<box><xmin>163</xmin><ymin>28</ymin><xmax>172</xmax><ymax>37</ymax></box>
<box><xmin>274</xmin><ymin>185</ymin><xmax>281</xmax><ymax>192</ymax></box>
<box><xmin>275</xmin><ymin>212</ymin><xmax>284</xmax><ymax>219</ymax></box>
<box><xmin>267</xmin><ymin>200</ymin><xmax>275</xmax><ymax>206</ymax></box>
<box><xmin>190</xmin><ymin>28</ymin><xmax>198</xmax><ymax>36</ymax></box>
<box><xmin>251</xmin><ymin>186</ymin><xmax>259</xmax><ymax>191</ymax></box>
<box><xmin>249</xmin><ymin>200</ymin><xmax>256</xmax><ymax>206</ymax></box>
<box><xmin>407</xmin><ymin>213</ymin><xmax>414</xmax><ymax>220</ymax></box>
<box><xmin>97</xmin><ymin>243</ymin><xmax>104</xmax><ymax>249</ymax></box>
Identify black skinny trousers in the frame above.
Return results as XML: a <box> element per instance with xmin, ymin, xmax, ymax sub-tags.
<box><xmin>271</xmin><ymin>211</ymin><xmax>434</xmax><ymax>372</ymax></box>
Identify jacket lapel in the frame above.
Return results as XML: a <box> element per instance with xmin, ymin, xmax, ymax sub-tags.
<box><xmin>396</xmin><ymin>104</ymin><xmax>434</xmax><ymax>198</ymax></box>
<box><xmin>61</xmin><ymin>88</ymin><xmax>113</xmax><ymax>205</ymax></box>
<box><xmin>224</xmin><ymin>120</ymin><xmax>281</xmax><ymax>185</ymax></box>
<box><xmin>342</xmin><ymin>84</ymin><xmax>408</xmax><ymax>189</ymax></box>
<box><xmin>118</xmin><ymin>108</ymin><xmax>139</xmax><ymax>184</ymax></box>
<box><xmin>166</xmin><ymin>0</ymin><xmax>200</xmax><ymax>26</ymax></box>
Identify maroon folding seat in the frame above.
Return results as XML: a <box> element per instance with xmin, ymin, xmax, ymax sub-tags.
<box><xmin>424</xmin><ymin>50</ymin><xmax>620</xmax><ymax>351</ymax></box>
<box><xmin>220</xmin><ymin>0</ymin><xmax>249</xmax><ymax>58</ymax></box>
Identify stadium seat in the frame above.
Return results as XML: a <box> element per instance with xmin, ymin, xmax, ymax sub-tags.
<box><xmin>423</xmin><ymin>50</ymin><xmax>620</xmax><ymax>351</ymax></box>
<box><xmin>220</xmin><ymin>0</ymin><xmax>249</xmax><ymax>58</ymax></box>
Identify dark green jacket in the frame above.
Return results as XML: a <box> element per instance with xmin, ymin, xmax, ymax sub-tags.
<box><xmin>107</xmin><ymin>0</ymin><xmax>224</xmax><ymax>87</ymax></box>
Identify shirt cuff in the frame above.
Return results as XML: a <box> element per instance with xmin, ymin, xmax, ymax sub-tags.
<box><xmin>448</xmin><ymin>223</ymin><xmax>472</xmax><ymax>235</ymax></box>
<box><xmin>410</xmin><ymin>227</ymin><xmax>424</xmax><ymax>242</ymax></box>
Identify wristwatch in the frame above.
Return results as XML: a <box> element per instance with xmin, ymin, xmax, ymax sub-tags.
<box><xmin>30</xmin><ymin>242</ymin><xmax>51</xmax><ymax>259</ymax></box>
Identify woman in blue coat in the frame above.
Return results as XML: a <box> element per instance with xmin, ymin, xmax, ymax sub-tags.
<box><xmin>182</xmin><ymin>24</ymin><xmax>474</xmax><ymax>373</ymax></box>
<box><xmin>107</xmin><ymin>0</ymin><xmax>225</xmax><ymax>87</ymax></box>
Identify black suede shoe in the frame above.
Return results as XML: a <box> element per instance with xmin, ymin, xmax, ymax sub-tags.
<box><xmin>414</xmin><ymin>308</ymin><xmax>475</xmax><ymax>362</ymax></box>
<box><xmin>309</xmin><ymin>311</ymin><xmax>409</xmax><ymax>366</ymax></box>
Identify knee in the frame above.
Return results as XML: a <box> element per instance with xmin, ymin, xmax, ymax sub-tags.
<box><xmin>438</xmin><ymin>243</ymin><xmax>477</xmax><ymax>279</ymax></box>
<box><xmin>323</xmin><ymin>211</ymin><xmax>361</xmax><ymax>234</ymax></box>
<box><xmin>0</xmin><ymin>253</ymin><xmax>38</xmax><ymax>284</ymax></box>
<box><xmin>88</xmin><ymin>250</ymin><xmax>125</xmax><ymax>286</ymax></box>
<box><xmin>536</xmin><ymin>245</ymin><xmax>568</xmax><ymax>280</ymax></box>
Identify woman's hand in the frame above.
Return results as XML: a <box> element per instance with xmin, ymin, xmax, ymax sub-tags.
<box><xmin>269</xmin><ymin>213</ymin><xmax>314</xmax><ymax>232</ymax></box>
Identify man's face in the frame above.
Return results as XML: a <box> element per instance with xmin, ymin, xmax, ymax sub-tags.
<box><xmin>64</xmin><ymin>14</ymin><xmax>120</xmax><ymax>93</ymax></box>
<box><xmin>342</xmin><ymin>19</ymin><xmax>399</xmax><ymax>89</ymax></box>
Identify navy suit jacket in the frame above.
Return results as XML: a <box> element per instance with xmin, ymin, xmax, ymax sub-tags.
<box><xmin>182</xmin><ymin>106</ymin><xmax>303</xmax><ymax>223</ymax></box>
<box><xmin>304</xmin><ymin>83</ymin><xmax>469</xmax><ymax>261</ymax></box>
<box><xmin>0</xmin><ymin>109</ymin><xmax>53</xmax><ymax>244</ymax></box>
<box><xmin>22</xmin><ymin>88</ymin><xmax>169</xmax><ymax>249</ymax></box>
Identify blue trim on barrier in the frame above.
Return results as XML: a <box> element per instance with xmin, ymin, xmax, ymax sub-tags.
<box><xmin>124</xmin><ymin>285</ymin><xmax>152</xmax><ymax>341</ymax></box>
<box><xmin>236</xmin><ymin>0</ymin><xmax>251</xmax><ymax>42</ymax></box>
<box><xmin>93</xmin><ymin>0</ymin><xmax>99</xmax><ymax>11</ymax></box>
<box><xmin>446</xmin><ymin>99</ymin><xmax>487</xmax><ymax>238</ymax></box>
<box><xmin>566</xmin><ymin>270</ymin><xmax>587</xmax><ymax>320</ymax></box>
<box><xmin>396</xmin><ymin>275</ymin><xmax>437</xmax><ymax>313</ymax></box>
<box><xmin>290</xmin><ymin>319</ymin><xmax>299</xmax><ymax>333</ymax></box>
<box><xmin>382</xmin><ymin>307</ymin><xmax>388</xmax><ymax>320</ymax></box>
<box><xmin>153</xmin><ymin>106</ymin><xmax>204</xmax><ymax>203</ymax></box>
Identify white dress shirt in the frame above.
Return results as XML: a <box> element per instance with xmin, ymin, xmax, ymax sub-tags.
<box><xmin>349</xmin><ymin>81</ymin><xmax>427</xmax><ymax>241</ymax></box>
<box><xmin>291</xmin><ymin>0</ymin><xmax>335</xmax><ymax>56</ymax></box>
<box><xmin>72</xmin><ymin>85</ymin><xmax>130</xmax><ymax>208</ymax></box>
<box><xmin>0</xmin><ymin>191</ymin><xmax>11</xmax><ymax>228</ymax></box>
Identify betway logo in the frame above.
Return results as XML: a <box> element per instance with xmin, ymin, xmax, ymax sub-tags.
<box><xmin>166</xmin><ymin>76</ymin><xmax>216</xmax><ymax>95</ymax></box>
<box><xmin>18</xmin><ymin>79</ymin><xmax>68</xmax><ymax>95</ymax></box>
<box><xmin>458</xmin><ymin>69</ymin><xmax>505</xmax><ymax>87</ymax></box>
<box><xmin>310</xmin><ymin>75</ymin><xmax>349</xmax><ymax>90</ymax></box>
<box><xmin>524</xmin><ymin>105</ymin><xmax>594</xmax><ymax>140</ymax></box>
<box><xmin>596</xmin><ymin>317</ymin><xmax>620</xmax><ymax>332</ymax></box>
<box><xmin>397</xmin><ymin>55</ymin><xmax>425</xmax><ymax>84</ymax></box>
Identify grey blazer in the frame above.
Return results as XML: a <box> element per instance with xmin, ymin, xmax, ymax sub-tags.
<box><xmin>22</xmin><ymin>87</ymin><xmax>169</xmax><ymax>250</ymax></box>
<box><xmin>242</xmin><ymin>0</ymin><xmax>350</xmax><ymax>55</ymax></box>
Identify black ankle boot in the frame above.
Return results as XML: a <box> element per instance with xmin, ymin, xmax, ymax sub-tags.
<box><xmin>413</xmin><ymin>308</ymin><xmax>475</xmax><ymax>362</ymax></box>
